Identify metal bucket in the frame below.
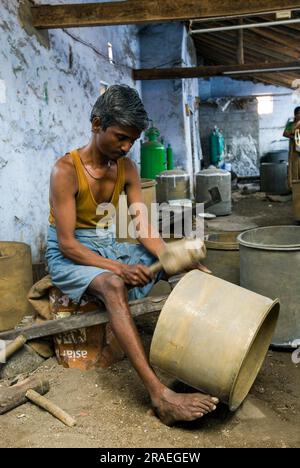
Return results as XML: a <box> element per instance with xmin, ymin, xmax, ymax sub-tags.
<box><xmin>195</xmin><ymin>168</ymin><xmax>231</xmax><ymax>216</ymax></box>
<box><xmin>292</xmin><ymin>181</ymin><xmax>300</xmax><ymax>221</ymax></box>
<box><xmin>0</xmin><ymin>242</ymin><xmax>33</xmax><ymax>331</ymax></box>
<box><xmin>156</xmin><ymin>170</ymin><xmax>190</xmax><ymax>204</ymax></box>
<box><xmin>205</xmin><ymin>231</ymin><xmax>240</xmax><ymax>284</ymax></box>
<box><xmin>150</xmin><ymin>270</ymin><xmax>279</xmax><ymax>410</ymax></box>
<box><xmin>260</xmin><ymin>162</ymin><xmax>290</xmax><ymax>195</ymax></box>
<box><xmin>238</xmin><ymin>226</ymin><xmax>300</xmax><ymax>347</ymax></box>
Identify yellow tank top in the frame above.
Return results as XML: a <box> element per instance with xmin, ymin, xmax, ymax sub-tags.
<box><xmin>49</xmin><ymin>149</ymin><xmax>125</xmax><ymax>229</ymax></box>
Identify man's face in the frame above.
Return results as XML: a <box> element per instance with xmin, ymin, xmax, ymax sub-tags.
<box><xmin>94</xmin><ymin>121</ymin><xmax>141</xmax><ymax>160</ymax></box>
<box><xmin>295</xmin><ymin>112</ymin><xmax>300</xmax><ymax>122</ymax></box>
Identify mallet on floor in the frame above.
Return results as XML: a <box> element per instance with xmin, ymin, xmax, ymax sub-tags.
<box><xmin>0</xmin><ymin>375</ymin><xmax>76</xmax><ymax>427</ymax></box>
<box><xmin>0</xmin><ymin>335</ymin><xmax>27</xmax><ymax>363</ymax></box>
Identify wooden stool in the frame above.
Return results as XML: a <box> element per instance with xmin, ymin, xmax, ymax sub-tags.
<box><xmin>49</xmin><ymin>287</ymin><xmax>124</xmax><ymax>370</ymax></box>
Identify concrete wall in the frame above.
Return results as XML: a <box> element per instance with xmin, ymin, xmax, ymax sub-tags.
<box><xmin>258</xmin><ymin>94</ymin><xmax>293</xmax><ymax>156</ymax></box>
<box><xmin>199</xmin><ymin>99</ymin><xmax>259</xmax><ymax>176</ymax></box>
<box><xmin>0</xmin><ymin>0</ymin><xmax>141</xmax><ymax>261</ymax></box>
<box><xmin>198</xmin><ymin>77</ymin><xmax>295</xmax><ymax>176</ymax></box>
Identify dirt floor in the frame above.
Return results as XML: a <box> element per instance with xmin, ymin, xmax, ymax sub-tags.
<box><xmin>0</xmin><ymin>191</ymin><xmax>299</xmax><ymax>448</ymax></box>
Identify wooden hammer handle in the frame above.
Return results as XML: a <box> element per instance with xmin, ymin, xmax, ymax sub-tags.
<box><xmin>149</xmin><ymin>261</ymin><xmax>162</xmax><ymax>275</ymax></box>
<box><xmin>5</xmin><ymin>335</ymin><xmax>27</xmax><ymax>360</ymax></box>
<box><xmin>25</xmin><ymin>389</ymin><xmax>76</xmax><ymax>427</ymax></box>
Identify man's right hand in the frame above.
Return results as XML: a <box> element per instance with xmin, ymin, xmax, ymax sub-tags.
<box><xmin>116</xmin><ymin>264</ymin><xmax>153</xmax><ymax>287</ymax></box>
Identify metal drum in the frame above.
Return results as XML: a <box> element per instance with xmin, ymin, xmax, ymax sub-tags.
<box><xmin>238</xmin><ymin>226</ymin><xmax>300</xmax><ymax>347</ymax></box>
<box><xmin>195</xmin><ymin>168</ymin><xmax>231</xmax><ymax>216</ymax></box>
<box><xmin>292</xmin><ymin>181</ymin><xmax>300</xmax><ymax>221</ymax></box>
<box><xmin>150</xmin><ymin>270</ymin><xmax>279</xmax><ymax>410</ymax></box>
<box><xmin>205</xmin><ymin>231</ymin><xmax>240</xmax><ymax>284</ymax></box>
<box><xmin>155</xmin><ymin>170</ymin><xmax>190</xmax><ymax>204</ymax></box>
<box><xmin>260</xmin><ymin>162</ymin><xmax>290</xmax><ymax>195</ymax></box>
<box><xmin>260</xmin><ymin>150</ymin><xmax>288</xmax><ymax>164</ymax></box>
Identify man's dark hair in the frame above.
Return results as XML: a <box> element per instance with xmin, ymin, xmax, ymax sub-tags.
<box><xmin>90</xmin><ymin>84</ymin><xmax>149</xmax><ymax>132</ymax></box>
<box><xmin>294</xmin><ymin>106</ymin><xmax>300</xmax><ymax>116</ymax></box>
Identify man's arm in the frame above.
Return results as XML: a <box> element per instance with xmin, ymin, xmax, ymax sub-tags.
<box><xmin>51</xmin><ymin>156</ymin><xmax>152</xmax><ymax>286</ymax></box>
<box><xmin>50</xmin><ymin>157</ymin><xmax>121</xmax><ymax>274</ymax></box>
<box><xmin>124</xmin><ymin>158</ymin><xmax>166</xmax><ymax>258</ymax></box>
<box><xmin>283</xmin><ymin>120</ymin><xmax>300</xmax><ymax>138</ymax></box>
<box><xmin>125</xmin><ymin>159</ymin><xmax>211</xmax><ymax>276</ymax></box>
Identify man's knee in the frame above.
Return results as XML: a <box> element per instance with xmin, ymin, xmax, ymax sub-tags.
<box><xmin>104</xmin><ymin>273</ymin><xmax>125</xmax><ymax>292</ymax></box>
<box><xmin>89</xmin><ymin>273</ymin><xmax>127</xmax><ymax>304</ymax></box>
<box><xmin>92</xmin><ymin>272</ymin><xmax>125</xmax><ymax>295</ymax></box>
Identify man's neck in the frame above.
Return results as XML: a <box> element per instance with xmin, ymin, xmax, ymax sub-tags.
<box><xmin>80</xmin><ymin>138</ymin><xmax>110</xmax><ymax>168</ymax></box>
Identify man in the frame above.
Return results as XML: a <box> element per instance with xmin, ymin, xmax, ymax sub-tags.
<box><xmin>283</xmin><ymin>106</ymin><xmax>300</xmax><ymax>187</ymax></box>
<box><xmin>47</xmin><ymin>84</ymin><xmax>218</xmax><ymax>425</ymax></box>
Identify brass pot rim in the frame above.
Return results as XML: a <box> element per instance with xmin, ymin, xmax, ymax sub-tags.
<box><xmin>229</xmin><ymin>298</ymin><xmax>280</xmax><ymax>411</ymax></box>
<box><xmin>238</xmin><ymin>225</ymin><xmax>300</xmax><ymax>251</ymax></box>
<box><xmin>205</xmin><ymin>231</ymin><xmax>241</xmax><ymax>251</ymax></box>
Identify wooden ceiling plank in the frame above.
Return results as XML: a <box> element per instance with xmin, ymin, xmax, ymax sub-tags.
<box><xmin>245</xmin><ymin>29</ymin><xmax>300</xmax><ymax>56</ymax></box>
<box><xmin>198</xmin><ymin>30</ymin><xmax>299</xmax><ymax>61</ymax></box>
<box><xmin>195</xmin><ymin>47</ymin><xmax>294</xmax><ymax>87</ymax></box>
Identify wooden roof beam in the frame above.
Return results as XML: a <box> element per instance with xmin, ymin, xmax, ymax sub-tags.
<box><xmin>31</xmin><ymin>1</ymin><xmax>300</xmax><ymax>30</ymax></box>
<box><xmin>133</xmin><ymin>61</ymin><xmax>300</xmax><ymax>80</ymax></box>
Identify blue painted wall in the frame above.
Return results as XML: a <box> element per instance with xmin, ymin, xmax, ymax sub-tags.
<box><xmin>0</xmin><ymin>0</ymin><xmax>141</xmax><ymax>260</ymax></box>
<box><xmin>139</xmin><ymin>23</ymin><xmax>202</xmax><ymax>179</ymax></box>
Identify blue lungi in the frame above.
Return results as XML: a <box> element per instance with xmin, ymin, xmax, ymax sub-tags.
<box><xmin>46</xmin><ymin>225</ymin><xmax>160</xmax><ymax>303</ymax></box>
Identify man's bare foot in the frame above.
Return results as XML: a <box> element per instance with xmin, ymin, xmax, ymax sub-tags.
<box><xmin>151</xmin><ymin>388</ymin><xmax>219</xmax><ymax>426</ymax></box>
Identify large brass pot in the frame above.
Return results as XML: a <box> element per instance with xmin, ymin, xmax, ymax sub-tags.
<box><xmin>150</xmin><ymin>270</ymin><xmax>279</xmax><ymax>410</ymax></box>
<box><xmin>0</xmin><ymin>242</ymin><xmax>33</xmax><ymax>331</ymax></box>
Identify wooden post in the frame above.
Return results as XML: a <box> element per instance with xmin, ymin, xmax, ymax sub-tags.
<box><xmin>237</xmin><ymin>19</ymin><xmax>244</xmax><ymax>65</ymax></box>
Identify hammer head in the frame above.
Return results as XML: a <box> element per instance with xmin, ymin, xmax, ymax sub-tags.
<box><xmin>158</xmin><ymin>237</ymin><xmax>206</xmax><ymax>275</ymax></box>
<box><xmin>0</xmin><ymin>376</ymin><xmax>49</xmax><ymax>414</ymax></box>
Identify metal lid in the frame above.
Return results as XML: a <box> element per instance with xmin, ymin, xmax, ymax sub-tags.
<box><xmin>156</xmin><ymin>169</ymin><xmax>189</xmax><ymax>179</ymax></box>
<box><xmin>140</xmin><ymin>178</ymin><xmax>157</xmax><ymax>188</ymax></box>
<box><xmin>196</xmin><ymin>167</ymin><xmax>230</xmax><ymax>176</ymax></box>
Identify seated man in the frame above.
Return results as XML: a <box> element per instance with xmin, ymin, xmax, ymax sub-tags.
<box><xmin>46</xmin><ymin>84</ymin><xmax>218</xmax><ymax>425</ymax></box>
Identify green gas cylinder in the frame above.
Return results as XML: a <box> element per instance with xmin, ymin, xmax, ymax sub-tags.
<box><xmin>140</xmin><ymin>125</ymin><xmax>166</xmax><ymax>179</ymax></box>
<box><xmin>210</xmin><ymin>126</ymin><xmax>224</xmax><ymax>166</ymax></box>
<box><xmin>167</xmin><ymin>143</ymin><xmax>174</xmax><ymax>170</ymax></box>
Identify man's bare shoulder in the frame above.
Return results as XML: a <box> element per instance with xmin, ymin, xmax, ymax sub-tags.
<box><xmin>51</xmin><ymin>154</ymin><xmax>76</xmax><ymax>181</ymax></box>
<box><xmin>50</xmin><ymin>154</ymin><xmax>78</xmax><ymax>195</ymax></box>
